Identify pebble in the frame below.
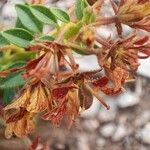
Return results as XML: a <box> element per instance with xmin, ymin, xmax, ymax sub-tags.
<box><xmin>96</xmin><ymin>138</ymin><xmax>106</xmax><ymax>149</ymax></box>
<box><xmin>135</xmin><ymin>111</ymin><xmax>150</xmax><ymax>127</ymax></box>
<box><xmin>136</xmin><ymin>122</ymin><xmax>150</xmax><ymax>144</ymax></box>
<box><xmin>98</xmin><ymin>108</ymin><xmax>117</xmax><ymax>123</ymax></box>
<box><xmin>117</xmin><ymin>91</ymin><xmax>139</xmax><ymax>108</ymax></box>
<box><xmin>82</xmin><ymin>119</ymin><xmax>99</xmax><ymax>132</ymax></box>
<box><xmin>112</xmin><ymin>125</ymin><xmax>128</xmax><ymax>142</ymax></box>
<box><xmin>100</xmin><ymin>123</ymin><xmax>116</xmax><ymax>138</ymax></box>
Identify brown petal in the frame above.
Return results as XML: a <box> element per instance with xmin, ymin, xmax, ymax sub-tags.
<box><xmin>92</xmin><ymin>76</ymin><xmax>109</xmax><ymax>87</ymax></box>
<box><xmin>4</xmin><ymin>88</ymin><xmax>30</xmax><ymax>111</ymax></box>
<box><xmin>79</xmin><ymin>85</ymin><xmax>93</xmax><ymax>110</ymax></box>
<box><xmin>6</xmin><ymin>108</ymin><xmax>26</xmax><ymax>123</ymax></box>
<box><xmin>27</xmin><ymin>85</ymin><xmax>48</xmax><ymax>113</ymax></box>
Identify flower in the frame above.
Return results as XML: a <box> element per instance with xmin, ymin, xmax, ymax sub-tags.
<box><xmin>97</xmin><ymin>33</ymin><xmax>150</xmax><ymax>75</ymax></box>
<box><xmin>95</xmin><ymin>0</ymin><xmax>150</xmax><ymax>34</ymax></box>
<box><xmin>5</xmin><ymin>110</ymin><xmax>35</xmax><ymax>138</ymax></box>
<box><xmin>42</xmin><ymin>69</ymin><xmax>111</xmax><ymax>126</ymax></box>
<box><xmin>129</xmin><ymin>16</ymin><xmax>150</xmax><ymax>32</ymax></box>
<box><xmin>115</xmin><ymin>0</ymin><xmax>150</xmax><ymax>33</ymax></box>
<box><xmin>3</xmin><ymin>82</ymin><xmax>49</xmax><ymax>138</ymax></box>
<box><xmin>118</xmin><ymin>0</ymin><xmax>150</xmax><ymax>23</ymax></box>
<box><xmin>4</xmin><ymin>83</ymin><xmax>48</xmax><ymax>113</ymax></box>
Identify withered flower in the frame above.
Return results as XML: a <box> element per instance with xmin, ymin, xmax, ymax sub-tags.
<box><xmin>97</xmin><ymin>33</ymin><xmax>150</xmax><ymax>75</ymax></box>
<box><xmin>43</xmin><ymin>69</ymin><xmax>111</xmax><ymax>126</ymax></box>
<box><xmin>1</xmin><ymin>0</ymin><xmax>150</xmax><ymax>139</ymax></box>
<box><xmin>5</xmin><ymin>110</ymin><xmax>35</xmax><ymax>138</ymax></box>
<box><xmin>3</xmin><ymin>83</ymin><xmax>49</xmax><ymax>138</ymax></box>
<box><xmin>118</xmin><ymin>0</ymin><xmax>150</xmax><ymax>22</ymax></box>
<box><xmin>95</xmin><ymin>0</ymin><xmax>150</xmax><ymax>34</ymax></box>
<box><xmin>129</xmin><ymin>16</ymin><xmax>150</xmax><ymax>32</ymax></box>
<box><xmin>116</xmin><ymin>0</ymin><xmax>150</xmax><ymax>32</ymax></box>
<box><xmin>1</xmin><ymin>41</ymin><xmax>79</xmax><ymax>137</ymax></box>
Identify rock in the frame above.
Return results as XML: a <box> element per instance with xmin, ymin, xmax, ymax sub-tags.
<box><xmin>135</xmin><ymin>111</ymin><xmax>150</xmax><ymax>127</ymax></box>
<box><xmin>75</xmin><ymin>55</ymin><xmax>100</xmax><ymax>71</ymax></box>
<box><xmin>117</xmin><ymin>91</ymin><xmax>139</xmax><ymax>108</ymax></box>
<box><xmin>96</xmin><ymin>138</ymin><xmax>106</xmax><ymax>149</ymax></box>
<box><xmin>98</xmin><ymin>108</ymin><xmax>117</xmax><ymax>123</ymax></box>
<box><xmin>82</xmin><ymin>119</ymin><xmax>99</xmax><ymax>132</ymax></box>
<box><xmin>0</xmin><ymin>137</ymin><xmax>31</xmax><ymax>150</ymax></box>
<box><xmin>77</xmin><ymin>135</ymin><xmax>90</xmax><ymax>150</ymax></box>
<box><xmin>136</xmin><ymin>122</ymin><xmax>150</xmax><ymax>144</ymax></box>
<box><xmin>112</xmin><ymin>124</ymin><xmax>128</xmax><ymax>142</ymax></box>
<box><xmin>138</xmin><ymin>58</ymin><xmax>150</xmax><ymax>78</ymax></box>
<box><xmin>100</xmin><ymin>123</ymin><xmax>116</xmax><ymax>138</ymax></box>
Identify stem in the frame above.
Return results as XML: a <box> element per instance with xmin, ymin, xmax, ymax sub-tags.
<box><xmin>96</xmin><ymin>36</ymin><xmax>111</xmax><ymax>48</ymax></box>
<box><xmin>93</xmin><ymin>16</ymin><xmax>117</xmax><ymax>26</ymax></box>
<box><xmin>85</xmin><ymin>84</ymin><xmax>110</xmax><ymax>110</ymax></box>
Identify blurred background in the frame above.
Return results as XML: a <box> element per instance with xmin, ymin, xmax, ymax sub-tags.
<box><xmin>0</xmin><ymin>0</ymin><xmax>150</xmax><ymax>150</ymax></box>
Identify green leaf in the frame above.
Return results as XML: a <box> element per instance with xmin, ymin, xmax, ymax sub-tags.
<box><xmin>0</xmin><ymin>72</ymin><xmax>25</xmax><ymax>89</ymax></box>
<box><xmin>3</xmin><ymin>88</ymin><xmax>15</xmax><ymax>105</ymax></box>
<box><xmin>50</xmin><ymin>7</ymin><xmax>70</xmax><ymax>23</ymax></box>
<box><xmin>31</xmin><ymin>5</ymin><xmax>57</xmax><ymax>25</ymax></box>
<box><xmin>8</xmin><ymin>61</ymin><xmax>26</xmax><ymax>69</ymax></box>
<box><xmin>73</xmin><ymin>42</ymin><xmax>87</xmax><ymax>55</ymax></box>
<box><xmin>0</xmin><ymin>32</ymin><xmax>10</xmax><ymax>46</ymax></box>
<box><xmin>15</xmin><ymin>4</ymin><xmax>43</xmax><ymax>33</ymax></box>
<box><xmin>2</xmin><ymin>28</ymin><xmax>33</xmax><ymax>48</ymax></box>
<box><xmin>15</xmin><ymin>17</ymin><xmax>29</xmax><ymax>31</ymax></box>
<box><xmin>82</xmin><ymin>8</ymin><xmax>96</xmax><ymax>24</ymax></box>
<box><xmin>64</xmin><ymin>22</ymin><xmax>82</xmax><ymax>39</ymax></box>
<box><xmin>75</xmin><ymin>0</ymin><xmax>88</xmax><ymax>20</ymax></box>
<box><xmin>39</xmin><ymin>35</ymin><xmax>55</xmax><ymax>41</ymax></box>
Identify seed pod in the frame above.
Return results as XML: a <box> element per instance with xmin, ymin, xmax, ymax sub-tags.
<box><xmin>79</xmin><ymin>85</ymin><xmax>93</xmax><ymax>110</ymax></box>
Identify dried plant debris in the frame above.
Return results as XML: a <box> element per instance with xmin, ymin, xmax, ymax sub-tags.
<box><xmin>0</xmin><ymin>0</ymin><xmax>149</xmax><ymax>138</ymax></box>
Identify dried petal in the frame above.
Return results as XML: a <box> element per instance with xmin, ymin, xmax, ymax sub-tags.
<box><xmin>79</xmin><ymin>85</ymin><xmax>93</xmax><ymax>110</ymax></box>
<box><xmin>27</xmin><ymin>84</ymin><xmax>48</xmax><ymax>113</ymax></box>
<box><xmin>92</xmin><ymin>76</ymin><xmax>109</xmax><ymax>87</ymax></box>
<box><xmin>5</xmin><ymin>112</ymin><xmax>35</xmax><ymax>138</ymax></box>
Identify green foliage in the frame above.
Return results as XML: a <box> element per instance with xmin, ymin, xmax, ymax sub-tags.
<box><xmin>64</xmin><ymin>22</ymin><xmax>83</xmax><ymax>39</ymax></box>
<box><xmin>3</xmin><ymin>88</ymin><xmax>16</xmax><ymax>105</ymax></box>
<box><xmin>39</xmin><ymin>35</ymin><xmax>55</xmax><ymax>41</ymax></box>
<box><xmin>0</xmin><ymin>3</ymin><xmax>90</xmax><ymax>107</ymax></box>
<box><xmin>82</xmin><ymin>8</ymin><xmax>96</xmax><ymax>24</ymax></box>
<box><xmin>15</xmin><ymin>4</ymin><xmax>43</xmax><ymax>33</ymax></box>
<box><xmin>0</xmin><ymin>33</ymin><xmax>10</xmax><ymax>46</ymax></box>
<box><xmin>1</xmin><ymin>28</ymin><xmax>33</xmax><ymax>48</ymax></box>
<box><xmin>0</xmin><ymin>72</ymin><xmax>25</xmax><ymax>89</ymax></box>
<box><xmin>50</xmin><ymin>7</ymin><xmax>70</xmax><ymax>23</ymax></box>
<box><xmin>75</xmin><ymin>0</ymin><xmax>89</xmax><ymax>20</ymax></box>
<box><xmin>15</xmin><ymin>18</ymin><xmax>29</xmax><ymax>31</ymax></box>
<box><xmin>31</xmin><ymin>5</ymin><xmax>57</xmax><ymax>25</ymax></box>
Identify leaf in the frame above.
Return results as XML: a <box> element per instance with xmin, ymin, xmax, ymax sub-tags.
<box><xmin>3</xmin><ymin>88</ymin><xmax>15</xmax><ymax>105</ymax></box>
<box><xmin>0</xmin><ymin>72</ymin><xmax>25</xmax><ymax>89</ymax></box>
<box><xmin>64</xmin><ymin>22</ymin><xmax>82</xmax><ymax>39</ymax></box>
<box><xmin>15</xmin><ymin>4</ymin><xmax>43</xmax><ymax>33</ymax></box>
<box><xmin>2</xmin><ymin>28</ymin><xmax>33</xmax><ymax>48</ymax></box>
<box><xmin>31</xmin><ymin>5</ymin><xmax>57</xmax><ymax>25</ymax></box>
<box><xmin>15</xmin><ymin>18</ymin><xmax>29</xmax><ymax>31</ymax></box>
<box><xmin>0</xmin><ymin>32</ymin><xmax>10</xmax><ymax>46</ymax></box>
<box><xmin>73</xmin><ymin>48</ymin><xmax>87</xmax><ymax>55</ymax></box>
<box><xmin>39</xmin><ymin>35</ymin><xmax>55</xmax><ymax>41</ymax></box>
<box><xmin>82</xmin><ymin>8</ymin><xmax>96</xmax><ymax>24</ymax></box>
<box><xmin>50</xmin><ymin>7</ymin><xmax>70</xmax><ymax>23</ymax></box>
<box><xmin>75</xmin><ymin>0</ymin><xmax>88</xmax><ymax>20</ymax></box>
<box><xmin>8</xmin><ymin>61</ymin><xmax>26</xmax><ymax>69</ymax></box>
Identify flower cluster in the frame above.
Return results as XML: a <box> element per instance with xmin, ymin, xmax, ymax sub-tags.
<box><xmin>0</xmin><ymin>0</ymin><xmax>150</xmax><ymax>138</ymax></box>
